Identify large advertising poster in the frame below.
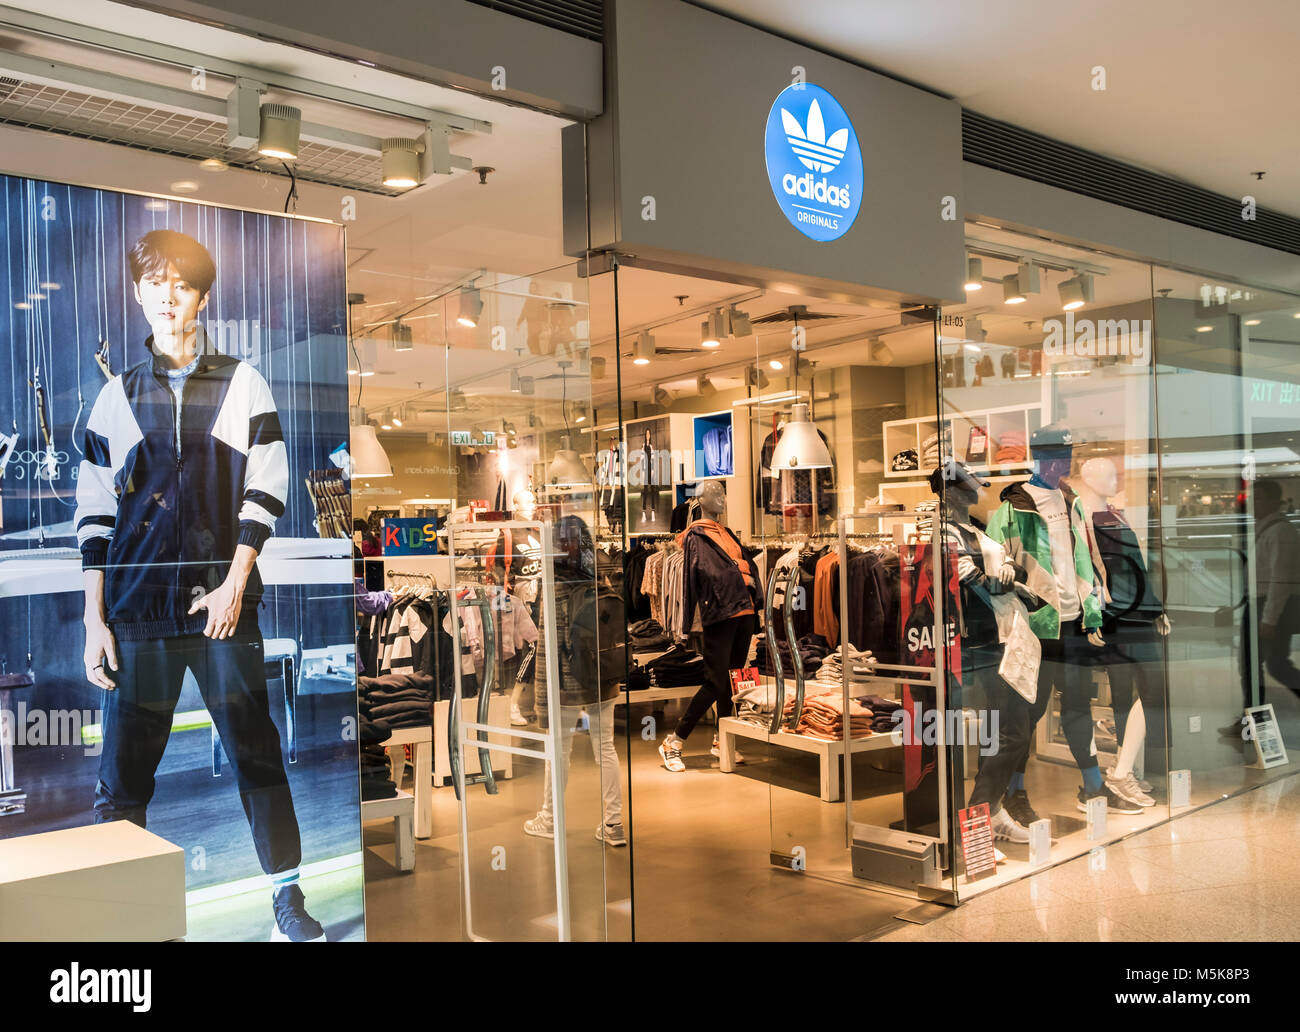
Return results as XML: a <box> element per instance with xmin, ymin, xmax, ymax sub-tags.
<box><xmin>0</xmin><ymin>175</ymin><xmax>363</xmax><ymax>942</ymax></box>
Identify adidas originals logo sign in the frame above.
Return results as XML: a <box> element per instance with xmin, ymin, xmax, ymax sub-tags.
<box><xmin>765</xmin><ymin>84</ymin><xmax>863</xmax><ymax>243</ymax></box>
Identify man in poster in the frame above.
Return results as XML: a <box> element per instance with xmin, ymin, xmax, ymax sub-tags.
<box><xmin>74</xmin><ymin>229</ymin><xmax>325</xmax><ymax>941</ymax></box>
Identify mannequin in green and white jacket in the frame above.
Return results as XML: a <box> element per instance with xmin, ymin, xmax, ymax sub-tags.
<box><xmin>983</xmin><ymin>422</ymin><xmax>1137</xmax><ymax>826</ymax></box>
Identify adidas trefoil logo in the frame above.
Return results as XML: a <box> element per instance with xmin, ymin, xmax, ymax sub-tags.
<box><xmin>781</xmin><ymin>98</ymin><xmax>849</xmax><ymax>173</ymax></box>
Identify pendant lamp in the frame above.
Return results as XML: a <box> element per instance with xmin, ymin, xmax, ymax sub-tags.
<box><xmin>769</xmin><ymin>403</ymin><xmax>831</xmax><ymax>470</ymax></box>
<box><xmin>549</xmin><ymin>435</ymin><xmax>589</xmax><ymax>486</ymax></box>
<box><xmin>351</xmin><ymin>424</ymin><xmax>393</xmax><ymax>477</ymax></box>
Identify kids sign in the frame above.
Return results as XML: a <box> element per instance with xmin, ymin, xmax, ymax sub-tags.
<box><xmin>764</xmin><ymin>83</ymin><xmax>863</xmax><ymax>243</ymax></box>
<box><xmin>381</xmin><ymin>517</ymin><xmax>441</xmax><ymax>556</ymax></box>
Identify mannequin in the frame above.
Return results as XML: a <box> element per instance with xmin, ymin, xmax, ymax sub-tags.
<box><xmin>934</xmin><ymin>461</ymin><xmax>1038</xmax><ymax>843</ymax></box>
<box><xmin>1076</xmin><ymin>457</ymin><xmax>1169</xmax><ymax>807</ymax></box>
<box><xmin>658</xmin><ymin>480</ymin><xmax>763</xmax><ymax>772</ymax></box>
<box><xmin>987</xmin><ymin>422</ymin><xmax>1131</xmax><ymax>830</ymax></box>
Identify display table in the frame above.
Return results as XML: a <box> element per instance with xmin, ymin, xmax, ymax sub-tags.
<box><xmin>0</xmin><ymin>822</ymin><xmax>186</xmax><ymax>941</ymax></box>
<box><xmin>385</xmin><ymin>726</ymin><xmax>433</xmax><ymax>839</ymax></box>
<box><xmin>361</xmin><ymin>791</ymin><xmax>415</xmax><ymax>872</ymax></box>
<box><xmin>716</xmin><ymin>716</ymin><xmax>901</xmax><ymax>802</ymax></box>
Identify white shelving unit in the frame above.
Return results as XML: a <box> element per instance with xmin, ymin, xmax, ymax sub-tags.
<box><xmin>882</xmin><ymin>402</ymin><xmax>1042</xmax><ymax>480</ymax></box>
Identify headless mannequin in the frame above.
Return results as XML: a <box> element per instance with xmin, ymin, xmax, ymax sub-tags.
<box><xmin>1077</xmin><ymin>457</ymin><xmax>1169</xmax><ymax>787</ymax></box>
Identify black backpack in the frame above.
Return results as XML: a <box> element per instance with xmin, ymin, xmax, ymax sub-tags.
<box><xmin>568</xmin><ymin>583</ymin><xmax>629</xmax><ymax>691</ymax></box>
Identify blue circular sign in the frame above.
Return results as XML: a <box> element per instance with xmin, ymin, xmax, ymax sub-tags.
<box><xmin>764</xmin><ymin>83</ymin><xmax>863</xmax><ymax>243</ymax></box>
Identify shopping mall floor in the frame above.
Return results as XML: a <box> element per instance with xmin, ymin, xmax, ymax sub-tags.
<box><xmin>361</xmin><ymin>711</ymin><xmax>1300</xmax><ymax>942</ymax></box>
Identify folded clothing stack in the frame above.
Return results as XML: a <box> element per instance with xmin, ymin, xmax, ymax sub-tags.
<box><xmin>891</xmin><ymin>449</ymin><xmax>919</xmax><ymax>472</ymax></box>
<box><xmin>360</xmin><ymin>715</ymin><xmax>397</xmax><ymax>800</ymax></box>
<box><xmin>914</xmin><ymin>499</ymin><xmax>938</xmax><ymax>537</ymax></box>
<box><xmin>783</xmin><ymin>691</ymin><xmax>873</xmax><ymax>741</ymax></box>
<box><xmin>815</xmin><ymin>646</ymin><xmax>875</xmax><ymax>684</ymax></box>
<box><xmin>994</xmin><ymin>429</ymin><xmax>1027</xmax><ymax>465</ymax></box>
<box><xmin>732</xmin><ymin>681</ymin><xmax>793</xmax><ymax>724</ymax></box>
<box><xmin>859</xmin><ymin>693</ymin><xmax>904</xmax><ymax>733</ymax></box>
<box><xmin>645</xmin><ymin>645</ymin><xmax>706</xmax><ymax>688</ymax></box>
<box><xmin>754</xmin><ymin>633</ymin><xmax>830</xmax><ymax>677</ymax></box>
<box><xmin>921</xmin><ymin>427</ymin><xmax>953</xmax><ymax>467</ymax></box>
<box><xmin>359</xmin><ymin>672</ymin><xmax>435</xmax><ymax>729</ymax></box>
<box><xmin>629</xmin><ymin>617</ymin><xmax>671</xmax><ymax>652</ymax></box>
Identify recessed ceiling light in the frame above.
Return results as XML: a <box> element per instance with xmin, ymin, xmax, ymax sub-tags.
<box><xmin>170</xmin><ymin>180</ymin><xmax>199</xmax><ymax>194</ymax></box>
<box><xmin>1196</xmin><ymin>325</ymin><xmax>1213</xmax><ymax>333</ymax></box>
<box><xmin>769</xmin><ymin>359</ymin><xmax>784</xmax><ymax>370</ymax></box>
<box><xmin>1244</xmin><ymin>318</ymin><xmax>1261</xmax><ymax>326</ymax></box>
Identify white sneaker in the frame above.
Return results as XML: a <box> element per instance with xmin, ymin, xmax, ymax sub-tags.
<box><xmin>510</xmin><ymin>705</ymin><xmax>528</xmax><ymax>727</ymax></box>
<box><xmin>596</xmin><ymin>822</ymin><xmax>628</xmax><ymax>847</ymax></box>
<box><xmin>989</xmin><ymin>806</ymin><xmax>1030</xmax><ymax>844</ymax></box>
<box><xmin>658</xmin><ymin>736</ymin><xmax>686</xmax><ymax>773</ymax></box>
<box><xmin>710</xmin><ymin>736</ymin><xmax>745</xmax><ymax>764</ymax></box>
<box><xmin>524</xmin><ymin>813</ymin><xmax>554</xmax><ymax>839</ymax></box>
<box><xmin>1106</xmin><ymin>766</ymin><xmax>1153</xmax><ymax>795</ymax></box>
<box><xmin>1105</xmin><ymin>770</ymin><xmax>1155</xmax><ymax>808</ymax></box>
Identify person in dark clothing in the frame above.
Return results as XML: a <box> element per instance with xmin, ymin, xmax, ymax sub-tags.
<box><xmin>659</xmin><ymin>480</ymin><xmax>762</xmax><ymax>771</ymax></box>
<box><xmin>76</xmin><ymin>230</ymin><xmax>324</xmax><ymax>941</ymax></box>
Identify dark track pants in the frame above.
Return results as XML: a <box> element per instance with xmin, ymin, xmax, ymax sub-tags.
<box><xmin>676</xmin><ymin>614</ymin><xmax>757</xmax><ymax>739</ymax></box>
<box><xmin>93</xmin><ymin>626</ymin><xmax>302</xmax><ymax>877</ymax></box>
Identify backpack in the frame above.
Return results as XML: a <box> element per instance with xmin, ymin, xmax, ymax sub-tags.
<box><xmin>567</xmin><ymin>583</ymin><xmax>628</xmax><ymax>694</ymax></box>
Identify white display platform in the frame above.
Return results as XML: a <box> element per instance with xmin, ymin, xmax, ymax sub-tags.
<box><xmin>0</xmin><ymin>822</ymin><xmax>186</xmax><ymax>941</ymax></box>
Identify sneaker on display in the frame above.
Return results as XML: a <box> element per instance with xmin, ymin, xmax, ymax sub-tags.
<box><xmin>1105</xmin><ymin>770</ymin><xmax>1156</xmax><ymax>808</ymax></box>
<box><xmin>270</xmin><ymin>884</ymin><xmax>327</xmax><ymax>942</ymax></box>
<box><xmin>1076</xmin><ymin>785</ymin><xmax>1143</xmax><ymax>815</ymax></box>
<box><xmin>710</xmin><ymin>736</ymin><xmax>745</xmax><ymax>764</ymax></box>
<box><xmin>510</xmin><ymin>704</ymin><xmax>528</xmax><ymax>727</ymax></box>
<box><xmin>658</xmin><ymin>736</ymin><xmax>686</xmax><ymax>773</ymax></box>
<box><xmin>989</xmin><ymin>806</ymin><xmax>1030</xmax><ymax>844</ymax></box>
<box><xmin>1106</xmin><ymin>765</ymin><xmax>1154</xmax><ymax>795</ymax></box>
<box><xmin>524</xmin><ymin>813</ymin><xmax>555</xmax><ymax>839</ymax></box>
<box><xmin>1002</xmin><ymin>789</ymin><xmax>1040</xmax><ymax>829</ymax></box>
<box><xmin>596</xmin><ymin>822</ymin><xmax>628</xmax><ymax>847</ymax></box>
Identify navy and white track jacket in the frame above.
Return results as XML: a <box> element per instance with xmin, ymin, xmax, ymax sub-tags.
<box><xmin>74</xmin><ymin>348</ymin><xmax>289</xmax><ymax>641</ymax></box>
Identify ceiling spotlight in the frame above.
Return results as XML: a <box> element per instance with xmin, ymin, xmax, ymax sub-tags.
<box><xmin>769</xmin><ymin>358</ymin><xmax>784</xmax><ymax>371</ymax></box>
<box><xmin>510</xmin><ymin>369</ymin><xmax>522</xmax><ymax>392</ymax></box>
<box><xmin>1058</xmin><ymin>273</ymin><xmax>1094</xmax><ymax>311</ymax></box>
<box><xmin>633</xmin><ymin>330</ymin><xmax>655</xmax><ymax>365</ymax></box>
<box><xmin>391</xmin><ymin>319</ymin><xmax>413</xmax><ymax>351</ymax></box>
<box><xmin>380</xmin><ymin>410</ymin><xmax>394</xmax><ymax>431</ymax></box>
<box><xmin>701</xmin><ymin>312</ymin><xmax>722</xmax><ymax>349</ymax></box>
<box><xmin>869</xmin><ymin>337</ymin><xmax>895</xmax><ymax>364</ymax></box>
<box><xmin>257</xmin><ymin>103</ymin><xmax>301</xmax><ymax>161</ymax></box>
<box><xmin>697</xmin><ymin>374</ymin><xmax>717</xmax><ymax>397</ymax></box>
<box><xmin>456</xmin><ymin>286</ymin><xmax>483</xmax><ymax>328</ymax></box>
<box><xmin>729</xmin><ymin>307</ymin><xmax>753</xmax><ymax>336</ymax></box>
<box><xmin>964</xmin><ymin>256</ymin><xmax>983</xmax><ymax>292</ymax></box>
<box><xmin>653</xmin><ymin>386</ymin><xmax>671</xmax><ymax>406</ymax></box>
<box><xmin>746</xmin><ymin>365</ymin><xmax>770</xmax><ymax>389</ymax></box>
<box><xmin>1244</xmin><ymin>318</ymin><xmax>1261</xmax><ymax>326</ymax></box>
<box><xmin>381</xmin><ymin>137</ymin><xmax>425</xmax><ymax>189</ymax></box>
<box><xmin>1002</xmin><ymin>273</ymin><xmax>1026</xmax><ymax>305</ymax></box>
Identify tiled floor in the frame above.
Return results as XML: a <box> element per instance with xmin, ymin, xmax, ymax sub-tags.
<box><xmin>873</xmin><ymin>773</ymin><xmax>1300</xmax><ymax>941</ymax></box>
